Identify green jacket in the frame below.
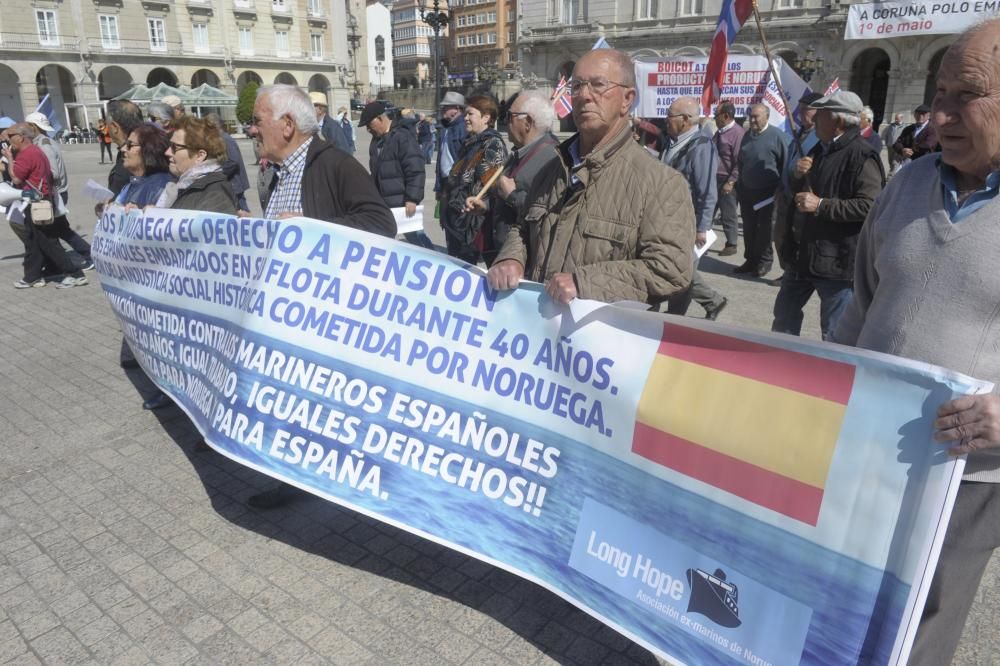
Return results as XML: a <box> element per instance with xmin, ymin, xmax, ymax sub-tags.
<box><xmin>496</xmin><ymin>122</ymin><xmax>694</xmax><ymax>305</ymax></box>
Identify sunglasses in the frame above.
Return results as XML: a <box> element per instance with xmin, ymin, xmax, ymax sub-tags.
<box><xmin>168</xmin><ymin>141</ymin><xmax>188</xmax><ymax>153</ymax></box>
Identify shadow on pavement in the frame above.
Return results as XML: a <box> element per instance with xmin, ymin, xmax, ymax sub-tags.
<box><xmin>132</xmin><ymin>393</ymin><xmax>660</xmax><ymax>665</ymax></box>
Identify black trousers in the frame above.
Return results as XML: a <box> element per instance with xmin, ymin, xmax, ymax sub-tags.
<box><xmin>100</xmin><ymin>141</ymin><xmax>113</xmax><ymax>162</ymax></box>
<box><xmin>737</xmin><ymin>187</ymin><xmax>776</xmax><ymax>268</ymax></box>
<box><xmin>22</xmin><ymin>214</ymin><xmax>83</xmax><ymax>282</ymax></box>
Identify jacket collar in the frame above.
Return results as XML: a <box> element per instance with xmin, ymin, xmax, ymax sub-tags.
<box><xmin>305</xmin><ymin>133</ymin><xmax>335</xmax><ymax>167</ymax></box>
<box><xmin>822</xmin><ymin>127</ymin><xmax>861</xmax><ymax>155</ymax></box>
<box><xmin>557</xmin><ymin>121</ymin><xmax>634</xmax><ymax>186</ymax></box>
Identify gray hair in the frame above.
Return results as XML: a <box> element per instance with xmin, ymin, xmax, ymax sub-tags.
<box><xmin>258</xmin><ymin>84</ymin><xmax>319</xmax><ymax>135</ymax></box>
<box><xmin>515</xmin><ymin>90</ymin><xmax>555</xmax><ymax>131</ymax></box>
<box><xmin>832</xmin><ymin>110</ymin><xmax>861</xmax><ymax>128</ymax></box>
<box><xmin>859</xmin><ymin>106</ymin><xmax>874</xmax><ymax>123</ymax></box>
<box><xmin>672</xmin><ymin>96</ymin><xmax>701</xmax><ymax>119</ymax></box>
<box><xmin>147</xmin><ymin>102</ymin><xmax>174</xmax><ymax>123</ymax></box>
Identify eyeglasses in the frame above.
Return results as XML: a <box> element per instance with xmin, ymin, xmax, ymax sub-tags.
<box><xmin>124</xmin><ymin>140</ymin><xmax>139</xmax><ymax>150</ymax></box>
<box><xmin>508</xmin><ymin>112</ymin><xmax>530</xmax><ymax>119</ymax></box>
<box><xmin>168</xmin><ymin>141</ymin><xmax>188</xmax><ymax>153</ymax></box>
<box><xmin>666</xmin><ymin>113</ymin><xmax>690</xmax><ymax>119</ymax></box>
<box><xmin>569</xmin><ymin>78</ymin><xmax>629</xmax><ymax>96</ymax></box>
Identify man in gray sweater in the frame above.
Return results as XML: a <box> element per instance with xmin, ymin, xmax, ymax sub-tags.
<box><xmin>832</xmin><ymin>18</ymin><xmax>1000</xmax><ymax>665</ymax></box>
<box><xmin>735</xmin><ymin>104</ymin><xmax>788</xmax><ymax>278</ymax></box>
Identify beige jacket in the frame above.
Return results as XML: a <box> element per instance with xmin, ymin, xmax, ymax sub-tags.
<box><xmin>496</xmin><ymin>122</ymin><xmax>694</xmax><ymax>305</ymax></box>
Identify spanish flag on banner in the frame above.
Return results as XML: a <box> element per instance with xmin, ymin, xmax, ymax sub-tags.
<box><xmin>633</xmin><ymin>323</ymin><xmax>856</xmax><ymax>526</ymax></box>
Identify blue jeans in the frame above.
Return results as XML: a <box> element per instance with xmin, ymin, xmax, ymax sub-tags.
<box><xmin>771</xmin><ymin>270</ymin><xmax>853</xmax><ymax>340</ymax></box>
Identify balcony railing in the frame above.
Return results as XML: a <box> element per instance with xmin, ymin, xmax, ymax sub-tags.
<box><xmin>85</xmin><ymin>37</ymin><xmax>225</xmax><ymax>56</ymax></box>
<box><xmin>0</xmin><ymin>32</ymin><xmax>80</xmax><ymax>51</ymax></box>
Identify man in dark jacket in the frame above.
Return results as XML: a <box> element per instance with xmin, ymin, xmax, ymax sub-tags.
<box><xmin>735</xmin><ymin>104</ymin><xmax>788</xmax><ymax>278</ymax></box>
<box><xmin>892</xmin><ymin>104</ymin><xmax>938</xmax><ymax>171</ymax></box>
<box><xmin>251</xmin><ymin>85</ymin><xmax>395</xmax><ymax>236</ymax></box>
<box><xmin>361</xmin><ymin>101</ymin><xmax>431</xmax><ymax>247</ymax></box>
<box><xmin>311</xmin><ymin>92</ymin><xmax>353</xmax><ymax>154</ymax></box>
<box><xmin>772</xmin><ymin>90</ymin><xmax>885</xmax><ymax>340</ymax></box>
<box><xmin>246</xmin><ymin>84</ymin><xmax>396</xmax><ymax>509</ymax></box>
<box><xmin>435</xmin><ymin>91</ymin><xmax>468</xmax><ymax>195</ymax></box>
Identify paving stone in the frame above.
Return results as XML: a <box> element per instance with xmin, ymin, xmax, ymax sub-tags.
<box><xmin>29</xmin><ymin>626</ymin><xmax>92</xmax><ymax>665</ymax></box>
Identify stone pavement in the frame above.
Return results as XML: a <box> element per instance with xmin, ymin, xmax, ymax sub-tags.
<box><xmin>0</xmin><ymin>137</ymin><xmax>994</xmax><ymax>665</ymax></box>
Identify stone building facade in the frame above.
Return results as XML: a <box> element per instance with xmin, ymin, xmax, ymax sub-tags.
<box><xmin>0</xmin><ymin>0</ymin><xmax>367</xmax><ymax>126</ymax></box>
<box><xmin>445</xmin><ymin>0</ymin><xmax>517</xmax><ymax>83</ymax></box>
<box><xmin>516</xmin><ymin>0</ymin><xmax>957</xmax><ymax>126</ymax></box>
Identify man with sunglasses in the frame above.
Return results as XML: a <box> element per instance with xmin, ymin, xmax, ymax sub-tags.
<box><xmin>488</xmin><ymin>49</ymin><xmax>693</xmax><ymax>307</ymax></box>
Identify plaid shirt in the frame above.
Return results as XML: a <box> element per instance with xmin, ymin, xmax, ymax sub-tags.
<box><xmin>265</xmin><ymin>137</ymin><xmax>312</xmax><ymax>219</ymax></box>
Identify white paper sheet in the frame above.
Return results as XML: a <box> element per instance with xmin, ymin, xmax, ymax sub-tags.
<box><xmin>392</xmin><ymin>205</ymin><xmax>425</xmax><ymax>235</ymax></box>
<box><xmin>83</xmin><ymin>179</ymin><xmax>114</xmax><ymax>203</ymax></box>
<box><xmin>695</xmin><ymin>229</ymin><xmax>718</xmax><ymax>259</ymax></box>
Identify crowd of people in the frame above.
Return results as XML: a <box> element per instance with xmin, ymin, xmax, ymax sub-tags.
<box><xmin>0</xmin><ymin>18</ymin><xmax>997</xmax><ymax>661</ymax></box>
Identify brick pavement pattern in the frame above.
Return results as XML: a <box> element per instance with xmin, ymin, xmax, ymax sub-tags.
<box><xmin>0</xmin><ymin>138</ymin><xmax>994</xmax><ymax>665</ymax></box>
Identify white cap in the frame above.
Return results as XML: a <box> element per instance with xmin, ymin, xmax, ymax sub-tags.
<box><xmin>25</xmin><ymin>112</ymin><xmax>54</xmax><ymax>133</ymax></box>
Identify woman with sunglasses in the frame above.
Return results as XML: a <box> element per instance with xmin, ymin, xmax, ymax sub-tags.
<box><xmin>157</xmin><ymin>116</ymin><xmax>238</xmax><ymax>214</ymax></box>
<box><xmin>115</xmin><ymin>124</ymin><xmax>174</xmax><ymax>209</ymax></box>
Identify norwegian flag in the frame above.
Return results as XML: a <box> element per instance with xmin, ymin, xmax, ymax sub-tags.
<box><xmin>552</xmin><ymin>76</ymin><xmax>573</xmax><ymax>119</ymax></box>
<box><xmin>824</xmin><ymin>78</ymin><xmax>841</xmax><ymax>95</ymax></box>
<box><xmin>701</xmin><ymin>0</ymin><xmax>754</xmax><ymax>115</ymax></box>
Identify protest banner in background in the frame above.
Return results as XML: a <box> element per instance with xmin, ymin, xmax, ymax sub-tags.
<box><xmin>633</xmin><ymin>55</ymin><xmax>810</xmax><ymax>132</ymax></box>
<box><xmin>846</xmin><ymin>1</ymin><xmax>1000</xmax><ymax>39</ymax></box>
<box><xmin>93</xmin><ymin>207</ymin><xmax>991</xmax><ymax>665</ymax></box>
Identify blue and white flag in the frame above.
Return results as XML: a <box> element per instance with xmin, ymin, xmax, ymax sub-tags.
<box><xmin>34</xmin><ymin>94</ymin><xmax>62</xmax><ymax>134</ymax></box>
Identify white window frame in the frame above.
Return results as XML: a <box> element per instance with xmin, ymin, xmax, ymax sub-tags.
<box><xmin>488</xmin><ymin>11</ymin><xmax>496</xmax><ymax>22</ymax></box>
<box><xmin>148</xmin><ymin>18</ymin><xmax>167</xmax><ymax>52</ymax></box>
<box><xmin>192</xmin><ymin>23</ymin><xmax>210</xmax><ymax>54</ymax></box>
<box><xmin>488</xmin><ymin>31</ymin><xmax>496</xmax><ymax>43</ymax></box>
<box><xmin>458</xmin><ymin>35</ymin><xmax>466</xmax><ymax>46</ymax></box>
<box><xmin>679</xmin><ymin>0</ymin><xmax>702</xmax><ymax>14</ymax></box>
<box><xmin>310</xmin><ymin>33</ymin><xmax>323</xmax><ymax>60</ymax></box>
<box><xmin>776</xmin><ymin>0</ymin><xmax>803</xmax><ymax>7</ymax></box>
<box><xmin>238</xmin><ymin>26</ymin><xmax>254</xmax><ymax>55</ymax></box>
<box><xmin>273</xmin><ymin>0</ymin><xmax>288</xmax><ymax>11</ymax></box>
<box><xmin>307</xmin><ymin>0</ymin><xmax>322</xmax><ymax>15</ymax></box>
<box><xmin>99</xmin><ymin>15</ymin><xmax>121</xmax><ymax>50</ymax></box>
<box><xmin>275</xmin><ymin>30</ymin><xmax>289</xmax><ymax>57</ymax></box>
<box><xmin>36</xmin><ymin>9</ymin><xmax>60</xmax><ymax>46</ymax></box>
<box><xmin>637</xmin><ymin>0</ymin><xmax>657</xmax><ymax>19</ymax></box>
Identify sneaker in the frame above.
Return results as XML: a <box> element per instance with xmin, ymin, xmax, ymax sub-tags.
<box><xmin>56</xmin><ymin>276</ymin><xmax>88</xmax><ymax>289</ymax></box>
<box><xmin>13</xmin><ymin>278</ymin><xmax>45</xmax><ymax>289</ymax></box>
<box><xmin>80</xmin><ymin>260</ymin><xmax>96</xmax><ymax>271</ymax></box>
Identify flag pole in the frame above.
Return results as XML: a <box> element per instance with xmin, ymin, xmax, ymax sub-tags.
<box><xmin>750</xmin><ymin>0</ymin><xmax>803</xmax><ymax>155</ymax></box>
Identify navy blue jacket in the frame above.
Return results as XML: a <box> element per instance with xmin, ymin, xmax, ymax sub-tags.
<box><xmin>434</xmin><ymin>115</ymin><xmax>467</xmax><ymax>193</ymax></box>
<box><xmin>369</xmin><ymin>122</ymin><xmax>426</xmax><ymax>208</ymax></box>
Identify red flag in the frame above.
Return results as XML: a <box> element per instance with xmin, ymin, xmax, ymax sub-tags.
<box><xmin>552</xmin><ymin>76</ymin><xmax>573</xmax><ymax>119</ymax></box>
<box><xmin>824</xmin><ymin>78</ymin><xmax>841</xmax><ymax>96</ymax></box>
<box><xmin>701</xmin><ymin>0</ymin><xmax>754</xmax><ymax>115</ymax></box>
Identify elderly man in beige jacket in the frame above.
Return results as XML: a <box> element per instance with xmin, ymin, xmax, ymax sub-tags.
<box><xmin>487</xmin><ymin>49</ymin><xmax>694</xmax><ymax>306</ymax></box>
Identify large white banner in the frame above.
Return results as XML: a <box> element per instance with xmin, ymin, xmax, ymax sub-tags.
<box><xmin>634</xmin><ymin>56</ymin><xmax>811</xmax><ymax>131</ymax></box>
<box><xmin>846</xmin><ymin>0</ymin><xmax>1000</xmax><ymax>39</ymax></box>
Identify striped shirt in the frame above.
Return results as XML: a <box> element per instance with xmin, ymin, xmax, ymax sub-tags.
<box><xmin>265</xmin><ymin>137</ymin><xmax>312</xmax><ymax>219</ymax></box>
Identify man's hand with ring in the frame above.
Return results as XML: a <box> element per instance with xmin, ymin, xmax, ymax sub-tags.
<box><xmin>934</xmin><ymin>394</ymin><xmax>1000</xmax><ymax>455</ymax></box>
<box><xmin>795</xmin><ymin>192</ymin><xmax>821</xmax><ymax>214</ymax></box>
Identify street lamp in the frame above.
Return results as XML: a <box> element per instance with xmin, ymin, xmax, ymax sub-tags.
<box><xmin>799</xmin><ymin>45</ymin><xmax>824</xmax><ymax>83</ymax></box>
<box><xmin>375</xmin><ymin>62</ymin><xmax>385</xmax><ymax>93</ymax></box>
<box><xmin>420</xmin><ymin>0</ymin><xmax>450</xmax><ymax>108</ymax></box>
